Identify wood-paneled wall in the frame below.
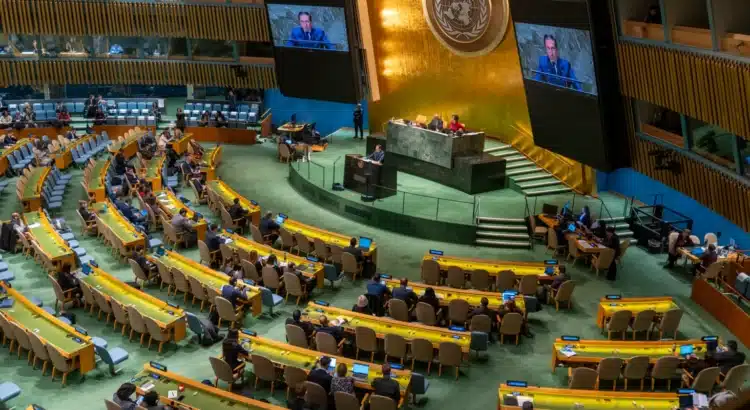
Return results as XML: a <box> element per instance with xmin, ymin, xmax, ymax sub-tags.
<box><xmin>0</xmin><ymin>0</ymin><xmax>269</xmax><ymax>42</ymax></box>
<box><xmin>628</xmin><ymin>133</ymin><xmax>750</xmax><ymax>232</ymax></box>
<box><xmin>0</xmin><ymin>60</ymin><xmax>277</xmax><ymax>88</ymax></box>
<box><xmin>617</xmin><ymin>41</ymin><xmax>750</xmax><ymax>140</ymax></box>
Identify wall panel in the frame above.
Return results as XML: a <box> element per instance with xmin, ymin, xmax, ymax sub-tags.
<box><xmin>0</xmin><ymin>0</ymin><xmax>270</xmax><ymax>42</ymax></box>
<box><xmin>618</xmin><ymin>41</ymin><xmax>750</xmax><ymax>139</ymax></box>
<box><xmin>0</xmin><ymin>60</ymin><xmax>276</xmax><ymax>88</ymax></box>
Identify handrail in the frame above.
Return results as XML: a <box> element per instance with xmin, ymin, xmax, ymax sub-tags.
<box><xmin>259</xmin><ymin>108</ymin><xmax>271</xmax><ymax>121</ymax></box>
<box><xmin>523</xmin><ymin>195</ymin><xmax>534</xmax><ymax>249</ymax></box>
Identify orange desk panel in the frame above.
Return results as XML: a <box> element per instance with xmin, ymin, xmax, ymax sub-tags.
<box><xmin>185</xmin><ymin>127</ymin><xmax>256</xmax><ymax>145</ymax></box>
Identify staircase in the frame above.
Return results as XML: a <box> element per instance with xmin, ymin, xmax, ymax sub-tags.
<box><xmin>599</xmin><ymin>216</ymin><xmax>637</xmax><ymax>244</ymax></box>
<box><xmin>485</xmin><ymin>143</ymin><xmax>572</xmax><ymax>197</ymax></box>
<box><xmin>474</xmin><ymin>216</ymin><xmax>531</xmax><ymax>248</ymax></box>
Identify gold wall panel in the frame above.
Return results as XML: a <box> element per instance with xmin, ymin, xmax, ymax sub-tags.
<box><xmin>618</xmin><ymin>41</ymin><xmax>750</xmax><ymax>140</ymax></box>
<box><xmin>0</xmin><ymin>0</ymin><xmax>270</xmax><ymax>42</ymax></box>
<box><xmin>366</xmin><ymin>0</ymin><xmax>594</xmax><ymax>194</ymax></box>
<box><xmin>0</xmin><ymin>60</ymin><xmax>277</xmax><ymax>88</ymax></box>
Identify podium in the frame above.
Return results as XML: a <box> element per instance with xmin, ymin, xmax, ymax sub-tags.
<box><xmin>343</xmin><ymin>154</ymin><xmax>397</xmax><ymax>199</ymax></box>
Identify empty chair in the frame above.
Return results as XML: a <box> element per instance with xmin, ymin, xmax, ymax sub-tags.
<box><xmin>721</xmin><ymin>363</ymin><xmax>750</xmax><ymax>394</ymax></box>
<box><xmin>251</xmin><ymin>354</ymin><xmax>278</xmax><ymax>394</ymax></box>
<box><xmin>260</xmin><ymin>287</ymin><xmax>284</xmax><ymax>317</ymax></box>
<box><xmin>110</xmin><ymin>299</ymin><xmax>130</xmax><ymax>335</ymax></box>
<box><xmin>215</xmin><ymin>296</ymin><xmax>243</xmax><ymax>329</ymax></box>
<box><xmin>651</xmin><ymin>356</ymin><xmax>682</xmax><ymax>391</ymax></box>
<box><xmin>341</xmin><ymin>252</ymin><xmax>362</xmax><ymax>280</ymax></box>
<box><xmin>49</xmin><ymin>275</ymin><xmax>76</xmax><ymax>312</ymax></box>
<box><xmin>95</xmin><ymin>344</ymin><xmax>129</xmax><ymax>375</ymax></box>
<box><xmin>284</xmin><ymin>366</ymin><xmax>308</xmax><ymax>399</ymax></box>
<box><xmin>28</xmin><ymin>332</ymin><xmax>51</xmax><ymax>375</ymax></box>
<box><xmin>683</xmin><ymin>366</ymin><xmax>720</xmax><ymax>394</ymax></box>
<box><xmin>304</xmin><ymin>381</ymin><xmax>328</xmax><ymax>409</ymax></box>
<box><xmin>92</xmin><ymin>288</ymin><xmax>113</xmax><ymax>324</ymax></box>
<box><xmin>517</xmin><ymin>275</ymin><xmax>537</xmax><ymax>296</ymax></box>
<box><xmin>653</xmin><ymin>308</ymin><xmax>683</xmax><ymax>340</ymax></box>
<box><xmin>11</xmin><ymin>322</ymin><xmax>32</xmax><ymax>362</ymax></box>
<box><xmin>126</xmin><ymin>306</ymin><xmax>148</xmax><ymax>345</ymax></box>
<box><xmin>596</xmin><ymin>357</ymin><xmax>624</xmax><ymax>390</ymax></box>
<box><xmin>470</xmin><ymin>314</ymin><xmax>491</xmax><ymax>334</ymax></box>
<box><xmin>170</xmin><ymin>268</ymin><xmax>192</xmax><ymax>303</ymax></box>
<box><xmin>605</xmin><ymin>310</ymin><xmax>632</xmax><ymax>340</ymax></box>
<box><xmin>47</xmin><ymin>344</ymin><xmax>74</xmax><ymax>385</ymax></box>
<box><xmin>591</xmin><ymin>248</ymin><xmax>616</xmax><ymax>276</ymax></box>
<box><xmin>384</xmin><ymin>334</ymin><xmax>408</xmax><ymax>364</ymax></box>
<box><xmin>549</xmin><ymin>280</ymin><xmax>575</xmax><ymax>311</ymax></box>
<box><xmin>262</xmin><ymin>266</ymin><xmax>281</xmax><ymax>293</ymax></box>
<box><xmin>209</xmin><ymin>356</ymin><xmax>243</xmax><ymax>391</ymax></box>
<box><xmin>569</xmin><ymin>367</ymin><xmax>598</xmax><ymax>389</ymax></box>
<box><xmin>143</xmin><ymin>316</ymin><xmax>170</xmax><ymax>353</ymax></box>
<box><xmin>355</xmin><ymin>326</ymin><xmax>378</xmax><ymax>361</ymax></box>
<box><xmin>495</xmin><ymin>270</ymin><xmax>516</xmax><ymax>292</ymax></box>
<box><xmin>335</xmin><ymin>392</ymin><xmax>361</xmax><ymax>410</ymax></box>
<box><xmin>438</xmin><ymin>341</ymin><xmax>463</xmax><ymax>380</ymax></box>
<box><xmin>498</xmin><ymin>312</ymin><xmax>523</xmax><ymax>344</ymax></box>
<box><xmin>282</xmin><ymin>272</ymin><xmax>306</xmax><ymax>305</ymax></box>
<box><xmin>448</xmin><ymin>299</ymin><xmax>470</xmax><ymax>327</ymax></box>
<box><xmin>315</xmin><ymin>331</ymin><xmax>343</xmax><ymax>356</ymax></box>
<box><xmin>622</xmin><ymin>356</ymin><xmax>650</xmax><ymax>391</ymax></box>
<box><xmin>411</xmin><ymin>338</ymin><xmax>434</xmax><ymax>374</ymax></box>
<box><xmin>629</xmin><ymin>309</ymin><xmax>656</xmax><ymax>340</ymax></box>
<box><xmin>370</xmin><ymin>395</ymin><xmax>397</xmax><ymax>410</ymax></box>
<box><xmin>187</xmin><ymin>276</ymin><xmax>209</xmax><ymax>312</ymax></box>
<box><xmin>469</xmin><ymin>269</ymin><xmax>490</xmax><ymax>291</ymax></box>
<box><xmin>294</xmin><ymin>232</ymin><xmax>313</xmax><ymax>255</ymax></box>
<box><xmin>388</xmin><ymin>299</ymin><xmax>410</xmax><ymax>322</ymax></box>
<box><xmin>421</xmin><ymin>259</ymin><xmax>441</xmax><ymax>285</ymax></box>
<box><xmin>415</xmin><ymin>302</ymin><xmax>438</xmax><ymax>326</ymax></box>
<box><xmin>285</xmin><ymin>324</ymin><xmax>309</xmax><ymax>348</ymax></box>
<box><xmin>446</xmin><ymin>266</ymin><xmax>465</xmax><ymax>288</ymax></box>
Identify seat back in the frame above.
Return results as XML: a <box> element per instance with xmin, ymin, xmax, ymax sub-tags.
<box><xmin>415</xmin><ymin>302</ymin><xmax>437</xmax><ymax>326</ymax></box>
<box><xmin>209</xmin><ymin>356</ymin><xmax>235</xmax><ymax>383</ymax></box>
<box><xmin>294</xmin><ymin>232</ymin><xmax>312</xmax><ymax>254</ymax></box>
<box><xmin>315</xmin><ymin>331</ymin><xmax>339</xmax><ymax>355</ymax></box>
<box><xmin>284</xmin><ymin>366</ymin><xmax>308</xmax><ymax>392</ymax></box>
<box><xmin>370</xmin><ymin>395</ymin><xmax>397</xmax><ymax>410</ymax></box>
<box><xmin>388</xmin><ymin>298</ymin><xmax>409</xmax><ymax>322</ymax></box>
<box><xmin>49</xmin><ymin>275</ymin><xmax>68</xmax><ymax>305</ymax></box>
<box><xmin>251</xmin><ymin>354</ymin><xmax>276</xmax><ymax>381</ymax></box>
<box><xmin>607</xmin><ymin>310</ymin><xmax>633</xmax><ymax>332</ymax></box>
<box><xmin>282</xmin><ymin>272</ymin><xmax>304</xmax><ymax>297</ymax></box>
<box><xmin>446</xmin><ymin>266</ymin><xmax>465</xmax><ymax>288</ymax></box>
<box><xmin>421</xmin><ymin>259</ymin><xmax>440</xmax><ymax>285</ymax></box>
<box><xmin>448</xmin><ymin>299</ymin><xmax>470</xmax><ymax>324</ymax></box>
<box><xmin>652</xmin><ymin>356</ymin><xmax>681</xmax><ymax>379</ymax></box>
<box><xmin>555</xmin><ymin>281</ymin><xmax>576</xmax><ymax>302</ymax></box>
<box><xmin>623</xmin><ymin>356</ymin><xmax>650</xmax><ymax>379</ymax></box>
<box><xmin>46</xmin><ymin>343</ymin><xmax>71</xmax><ymax>371</ymax></box>
<box><xmin>618</xmin><ymin>240</ymin><xmax>630</xmax><ymax>260</ymax></box>
<box><xmin>262</xmin><ymin>266</ymin><xmax>281</xmax><ymax>289</ymax></box>
<box><xmin>126</xmin><ymin>305</ymin><xmax>147</xmax><ymax>333</ymax></box>
<box><xmin>704</xmin><ymin>233</ymin><xmax>718</xmax><ymax>246</ymax></box>
<box><xmin>250</xmin><ymin>224</ymin><xmax>265</xmax><ymax>243</ymax></box>
<box><xmin>92</xmin><ymin>288</ymin><xmax>112</xmax><ymax>313</ymax></box>
<box><xmin>285</xmin><ymin>324</ymin><xmax>309</xmax><ymax>348</ymax></box>
<box><xmin>0</xmin><ymin>314</ymin><xmax>17</xmax><ymax>344</ymax></box>
<box><xmin>313</xmin><ymin>238</ymin><xmax>329</xmax><ymax>260</ymax></box>
<box><xmin>411</xmin><ymin>338</ymin><xmax>434</xmax><ymax>362</ymax></box>
<box><xmin>79</xmin><ymin>282</ymin><xmax>97</xmax><ymax>308</ymax></box>
<box><xmin>437</xmin><ymin>341</ymin><xmax>462</xmax><ymax>367</ymax></box>
<box><xmin>384</xmin><ymin>333</ymin><xmax>407</xmax><ymax>360</ymax></box>
<box><xmin>278</xmin><ymin>228</ymin><xmax>295</xmax><ymax>249</ymax></box>
<box><xmin>335</xmin><ymin>391</ymin><xmax>361</xmax><ymax>410</ymax></box>
<box><xmin>470</xmin><ymin>269</ymin><xmax>490</xmax><ymax>290</ymax></box>
<box><xmin>143</xmin><ymin>316</ymin><xmax>167</xmax><ymax>341</ymax></box>
<box><xmin>495</xmin><ymin>270</ymin><xmax>516</xmax><ymax>291</ymax></box>
<box><xmin>330</xmin><ymin>245</ymin><xmax>344</xmax><ymax>264</ymax></box>
<box><xmin>691</xmin><ymin>366</ymin><xmax>720</xmax><ymax>392</ymax></box>
<box><xmin>198</xmin><ymin>240</ymin><xmax>213</xmax><ymax>265</ymax></box>
<box><xmin>703</xmin><ymin>262</ymin><xmax>724</xmax><ymax>280</ymax></box>
<box><xmin>499</xmin><ymin>312</ymin><xmax>523</xmax><ymax>336</ymax></box>
<box><xmin>110</xmin><ymin>299</ymin><xmax>129</xmax><ymax>325</ymax></box>
<box><xmin>304</xmin><ymin>381</ymin><xmax>328</xmax><ymax>408</ymax></box>
<box><xmin>596</xmin><ymin>357</ymin><xmax>624</xmax><ymax>381</ymax></box>
<box><xmin>594</xmin><ymin>248</ymin><xmax>616</xmax><ymax>269</ymax></box>
<box><xmin>187</xmin><ymin>276</ymin><xmax>207</xmax><ymax>303</ymax></box>
<box><xmin>355</xmin><ymin>326</ymin><xmax>377</xmax><ymax>352</ymax></box>
<box><xmin>185</xmin><ymin>312</ymin><xmax>204</xmax><ymax>338</ymax></box>
<box><xmin>104</xmin><ymin>399</ymin><xmax>122</xmax><ymax>410</ymax></box>
<box><xmin>215</xmin><ymin>296</ymin><xmax>239</xmax><ymax>322</ymax></box>
<box><xmin>723</xmin><ymin>363</ymin><xmax>750</xmax><ymax>393</ymax></box>
<box><xmin>658</xmin><ymin>308</ymin><xmax>683</xmax><ymax>337</ymax></box>
<box><xmin>11</xmin><ymin>322</ymin><xmax>32</xmax><ymax>350</ymax></box>
<box><xmin>569</xmin><ymin>367</ymin><xmax>598</xmax><ymax>389</ymax></box>
<box><xmin>470</xmin><ymin>314</ymin><xmax>492</xmax><ymax>333</ymax></box>
<box><xmin>128</xmin><ymin>258</ymin><xmax>149</xmax><ymax>282</ymax></box>
<box><xmin>518</xmin><ymin>275</ymin><xmax>537</xmax><ymax>296</ymax></box>
<box><xmin>241</xmin><ymin>260</ymin><xmax>261</xmax><ymax>282</ymax></box>
<box><xmin>171</xmin><ymin>267</ymin><xmax>191</xmax><ymax>293</ymax></box>
<box><xmin>631</xmin><ymin>309</ymin><xmax>656</xmax><ymax>332</ymax></box>
<box><xmin>341</xmin><ymin>252</ymin><xmax>358</xmax><ymax>274</ymax></box>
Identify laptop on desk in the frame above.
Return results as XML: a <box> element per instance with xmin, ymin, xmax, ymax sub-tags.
<box><xmin>358</xmin><ymin>237</ymin><xmax>372</xmax><ymax>250</ymax></box>
<box><xmin>352</xmin><ymin>363</ymin><xmax>369</xmax><ymax>380</ymax></box>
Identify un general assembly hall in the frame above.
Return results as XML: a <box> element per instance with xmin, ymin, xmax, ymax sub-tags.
<box><xmin>2</xmin><ymin>0</ymin><xmax>750</xmax><ymax>409</ymax></box>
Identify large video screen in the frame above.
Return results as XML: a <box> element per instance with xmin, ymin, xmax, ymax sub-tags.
<box><xmin>515</xmin><ymin>23</ymin><xmax>597</xmax><ymax>95</ymax></box>
<box><xmin>266</xmin><ymin>4</ymin><xmax>349</xmax><ymax>52</ymax></box>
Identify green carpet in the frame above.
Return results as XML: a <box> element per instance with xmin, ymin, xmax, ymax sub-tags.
<box><xmin>0</xmin><ymin>139</ymin><xmax>742</xmax><ymax>409</ymax></box>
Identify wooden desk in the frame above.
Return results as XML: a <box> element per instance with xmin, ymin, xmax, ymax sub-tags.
<box><xmin>622</xmin><ymin>20</ymin><xmax>666</xmax><ymax>41</ymax></box>
<box><xmin>423</xmin><ymin>253</ymin><xmax>558</xmax><ymax>283</ymax></box>
<box><xmin>0</xmin><ymin>127</ymin><xmax>71</xmax><ymax>141</ymax></box>
<box><xmin>282</xmin><ymin>218</ymin><xmax>378</xmax><ymax>263</ymax></box>
<box><xmin>538</xmin><ymin>214</ymin><xmax>560</xmax><ymax>228</ymax></box>
<box><xmin>201</xmin><ymin>145</ymin><xmax>222</xmax><ymax>181</ymax></box>
<box><xmin>173</xmin><ymin>133</ymin><xmax>193</xmax><ymax>155</ymax></box>
<box><xmin>0</xmin><ymin>138</ymin><xmax>30</xmax><ymax>175</ymax></box>
<box><xmin>84</xmin><ymin>158</ymin><xmax>111</xmax><ymax>202</ymax></box>
<box><xmin>23</xmin><ymin>210</ymin><xmax>77</xmax><ymax>271</ymax></box>
<box><xmin>141</xmin><ymin>156</ymin><xmax>165</xmax><ymax>191</ymax></box>
<box><xmin>91</xmin><ymin>201</ymin><xmax>147</xmax><ymax>254</ymax></box>
<box><xmin>154</xmin><ymin>189</ymin><xmax>208</xmax><ymax>241</ymax></box>
<box><xmin>185</xmin><ymin>127</ymin><xmax>257</xmax><ymax>145</ymax></box>
<box><xmin>206</xmin><ymin>180</ymin><xmax>261</xmax><ymax>226</ymax></box>
<box><xmin>301</xmin><ymin>302</ymin><xmax>472</xmax><ymax>353</ymax></box>
<box><xmin>225</xmin><ymin>232</ymin><xmax>324</xmax><ymax>288</ymax></box>
<box><xmin>278</xmin><ymin>122</ymin><xmax>306</xmax><ymax>133</ymax></box>
<box><xmin>53</xmin><ymin>134</ymin><xmax>97</xmax><ymax>169</ymax></box>
<box><xmin>0</xmin><ymin>282</ymin><xmax>95</xmax><ymax>376</ymax></box>
<box><xmin>692</xmin><ymin>279</ymin><xmax>750</xmax><ymax>348</ymax></box>
<box><xmin>106</xmin><ymin>127</ymin><xmax>149</xmax><ymax>159</ymax></box>
<box><xmin>149</xmin><ymin>250</ymin><xmax>262</xmax><ymax>316</ymax></box>
<box><xmin>80</xmin><ymin>266</ymin><xmax>187</xmax><ymax>341</ymax></box>
<box><xmin>497</xmin><ymin>385</ymin><xmax>679</xmax><ymax>410</ymax></box>
<box><xmin>672</xmin><ymin>25</ymin><xmax>713</xmax><ymax>49</ymax></box>
<box><xmin>575</xmin><ymin>239</ymin><xmax>607</xmax><ymax>254</ymax></box>
<box><xmin>94</xmin><ymin>125</ymin><xmax>155</xmax><ymax>142</ymax></box>
<box><xmin>678</xmin><ymin>246</ymin><xmax>734</xmax><ymax>265</ymax></box>
<box><xmin>19</xmin><ymin>167</ymin><xmax>50</xmax><ymax>212</ymax></box>
<box><xmin>550</xmin><ymin>338</ymin><xmax>710</xmax><ymax>372</ymax></box>
<box><xmin>133</xmin><ymin>363</ymin><xmax>285</xmax><ymax>410</ymax></box>
<box><xmin>596</xmin><ymin>296</ymin><xmax>678</xmax><ymax>328</ymax></box>
<box><xmin>238</xmin><ymin>334</ymin><xmax>412</xmax><ymax>398</ymax></box>
<box><xmin>382</xmin><ymin>278</ymin><xmax>526</xmax><ymax>312</ymax></box>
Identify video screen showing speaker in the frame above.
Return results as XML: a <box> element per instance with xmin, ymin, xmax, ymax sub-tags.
<box><xmin>266</xmin><ymin>0</ymin><xmax>361</xmax><ymax>103</ymax></box>
<box><xmin>266</xmin><ymin>4</ymin><xmax>349</xmax><ymax>52</ymax></box>
<box><xmin>515</xmin><ymin>23</ymin><xmax>597</xmax><ymax>96</ymax></box>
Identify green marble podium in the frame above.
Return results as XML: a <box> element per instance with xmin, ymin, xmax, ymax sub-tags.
<box><xmin>386</xmin><ymin>121</ymin><xmax>485</xmax><ymax>168</ymax></box>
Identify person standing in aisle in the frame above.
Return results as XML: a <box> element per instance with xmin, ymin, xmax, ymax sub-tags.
<box><xmin>353</xmin><ymin>103</ymin><xmax>364</xmax><ymax>139</ymax></box>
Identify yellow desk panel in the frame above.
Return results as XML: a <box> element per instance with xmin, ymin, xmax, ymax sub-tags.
<box><xmin>173</xmin><ymin>133</ymin><xmax>193</xmax><ymax>155</ymax></box>
<box><xmin>596</xmin><ymin>297</ymin><xmax>678</xmax><ymax>328</ymax></box>
<box><xmin>283</xmin><ymin>218</ymin><xmax>377</xmax><ymax>262</ymax></box>
<box><xmin>85</xmin><ymin>158</ymin><xmax>111</xmax><ymax>202</ymax></box>
<box><xmin>200</xmin><ymin>145</ymin><xmax>222</xmax><ymax>182</ymax></box>
<box><xmin>238</xmin><ymin>334</ymin><xmax>412</xmax><ymax>396</ymax></box>
<box><xmin>226</xmin><ymin>232</ymin><xmax>324</xmax><ymax>288</ymax></box>
<box><xmin>382</xmin><ymin>278</ymin><xmax>525</xmax><ymax>312</ymax></box>
<box><xmin>0</xmin><ymin>138</ymin><xmax>29</xmax><ymax>176</ymax></box>
<box><xmin>151</xmin><ymin>250</ymin><xmax>262</xmax><ymax>316</ymax></box>
<box><xmin>142</xmin><ymin>156</ymin><xmax>165</xmax><ymax>191</ymax></box>
<box><xmin>550</xmin><ymin>338</ymin><xmax>711</xmax><ymax>371</ymax></box>
<box><xmin>155</xmin><ymin>190</ymin><xmax>208</xmax><ymax>241</ymax></box>
<box><xmin>301</xmin><ymin>302</ymin><xmax>471</xmax><ymax>352</ymax></box>
<box><xmin>206</xmin><ymin>180</ymin><xmax>261</xmax><ymax>226</ymax></box>
<box><xmin>20</xmin><ymin>167</ymin><xmax>49</xmax><ymax>212</ymax></box>
<box><xmin>497</xmin><ymin>385</ymin><xmax>679</xmax><ymax>410</ymax></box>
<box><xmin>423</xmin><ymin>253</ymin><xmax>558</xmax><ymax>283</ymax></box>
<box><xmin>92</xmin><ymin>201</ymin><xmax>147</xmax><ymax>249</ymax></box>
<box><xmin>23</xmin><ymin>210</ymin><xmax>77</xmax><ymax>271</ymax></box>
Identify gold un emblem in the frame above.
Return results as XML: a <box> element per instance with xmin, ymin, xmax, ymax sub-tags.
<box><xmin>423</xmin><ymin>0</ymin><xmax>510</xmax><ymax>56</ymax></box>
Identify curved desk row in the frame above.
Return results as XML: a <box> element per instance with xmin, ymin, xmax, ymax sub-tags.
<box><xmin>155</xmin><ymin>189</ymin><xmax>208</xmax><ymax>241</ymax></box>
<box><xmin>185</xmin><ymin>127</ymin><xmax>257</xmax><ymax>145</ymax></box>
<box><xmin>52</xmin><ymin>133</ymin><xmax>97</xmax><ymax>170</ymax></box>
<box><xmin>0</xmin><ymin>282</ymin><xmax>94</xmax><ymax>378</ymax></box>
<box><xmin>281</xmin><ymin>217</ymin><xmax>378</xmax><ymax>263</ymax></box>
<box><xmin>141</xmin><ymin>156</ymin><xmax>166</xmax><ymax>192</ymax></box>
<box><xmin>17</xmin><ymin>167</ymin><xmax>50</xmax><ymax>212</ymax></box>
<box><xmin>206</xmin><ymin>180</ymin><xmax>261</xmax><ymax>226</ymax></box>
<box><xmin>497</xmin><ymin>384</ymin><xmax>680</xmax><ymax>409</ymax></box>
<box><xmin>200</xmin><ymin>145</ymin><xmax>222</xmax><ymax>182</ymax></box>
<box><xmin>106</xmin><ymin>127</ymin><xmax>149</xmax><ymax>159</ymax></box>
<box><xmin>83</xmin><ymin>158</ymin><xmax>111</xmax><ymax>202</ymax></box>
<box><xmin>23</xmin><ymin>210</ymin><xmax>76</xmax><ymax>272</ymax></box>
<box><xmin>382</xmin><ymin>278</ymin><xmax>526</xmax><ymax>313</ymax></box>
<box><xmin>0</xmin><ymin>138</ymin><xmax>31</xmax><ymax>175</ymax></box>
<box><xmin>91</xmin><ymin>201</ymin><xmax>147</xmax><ymax>257</ymax></box>
<box><xmin>424</xmin><ymin>253</ymin><xmax>559</xmax><ymax>283</ymax></box>
<box><xmin>596</xmin><ymin>296</ymin><xmax>679</xmax><ymax>328</ymax></box>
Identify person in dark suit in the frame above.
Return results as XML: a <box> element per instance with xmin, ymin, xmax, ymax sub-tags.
<box><xmin>366</xmin><ymin>274</ymin><xmax>389</xmax><ymax>299</ymax></box>
<box><xmin>428</xmin><ymin>114</ymin><xmax>444</xmax><ymax>131</ymax></box>
<box><xmin>205</xmin><ymin>224</ymin><xmax>223</xmax><ymax>252</ymax></box>
<box><xmin>307</xmin><ymin>356</ymin><xmax>333</xmax><ymax>393</ymax></box>
<box><xmin>577</xmin><ymin>206</ymin><xmax>592</xmax><ymax>229</ymax></box>
<box><xmin>603</xmin><ymin>226</ymin><xmax>621</xmax><ymax>281</ymax></box>
<box><xmin>228</xmin><ymin>198</ymin><xmax>248</xmax><ymax>221</ymax></box>
<box><xmin>391</xmin><ymin>278</ymin><xmax>418</xmax><ymax>308</ymax></box>
<box><xmin>343</xmin><ymin>237</ymin><xmax>364</xmax><ymax>263</ymax></box>
<box><xmin>534</xmin><ymin>34</ymin><xmax>581</xmax><ymax>91</ymax></box>
<box><xmin>260</xmin><ymin>212</ymin><xmax>280</xmax><ymax>243</ymax></box>
<box><xmin>370</xmin><ymin>363</ymin><xmax>400</xmax><ymax>404</ymax></box>
<box><xmin>221</xmin><ymin>277</ymin><xmax>247</xmax><ymax>308</ymax></box>
<box><xmin>365</xmin><ymin>145</ymin><xmax>385</xmax><ymax>164</ymax></box>
<box><xmin>222</xmin><ymin>329</ymin><xmax>249</xmax><ymax>371</ymax></box>
<box><xmin>644</xmin><ymin>4</ymin><xmax>662</xmax><ymax>24</ymax></box>
<box><xmin>469</xmin><ymin>297</ymin><xmax>498</xmax><ymax>329</ymax></box>
<box><xmin>713</xmin><ymin>340</ymin><xmax>746</xmax><ymax>375</ymax></box>
<box><xmin>285</xmin><ymin>309</ymin><xmax>314</xmax><ymax>338</ymax></box>
<box><xmin>113</xmin><ymin>150</ymin><xmax>127</xmax><ymax>175</ymax></box>
<box><xmin>317</xmin><ymin>315</ymin><xmax>347</xmax><ymax>342</ymax></box>
<box><xmin>353</xmin><ymin>104</ymin><xmax>364</xmax><ymax>139</ymax></box>
<box><xmin>57</xmin><ymin>264</ymin><xmax>82</xmax><ymax>300</ymax></box>
<box><xmin>286</xmin><ymin>12</ymin><xmax>333</xmax><ymax>50</ymax></box>
<box><xmin>696</xmin><ymin>243</ymin><xmax>718</xmax><ymax>275</ymax></box>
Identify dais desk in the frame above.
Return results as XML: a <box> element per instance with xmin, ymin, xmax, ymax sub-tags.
<box><xmin>185</xmin><ymin>127</ymin><xmax>257</xmax><ymax>145</ymax></box>
<box><xmin>596</xmin><ymin>296</ymin><xmax>678</xmax><ymax>328</ymax></box>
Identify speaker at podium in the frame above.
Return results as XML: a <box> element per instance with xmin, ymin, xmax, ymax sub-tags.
<box><xmin>343</xmin><ymin>154</ymin><xmax>397</xmax><ymax>199</ymax></box>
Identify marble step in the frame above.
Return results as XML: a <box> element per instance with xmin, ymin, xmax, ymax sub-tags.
<box><xmin>475</xmin><ymin>239</ymin><xmax>531</xmax><ymax>248</ymax></box>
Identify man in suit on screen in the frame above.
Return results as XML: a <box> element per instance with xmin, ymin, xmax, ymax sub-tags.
<box><xmin>286</xmin><ymin>12</ymin><xmax>333</xmax><ymax>50</ymax></box>
<box><xmin>534</xmin><ymin>34</ymin><xmax>582</xmax><ymax>91</ymax></box>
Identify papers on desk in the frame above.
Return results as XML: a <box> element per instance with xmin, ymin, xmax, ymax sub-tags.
<box><xmin>141</xmin><ymin>382</ymin><xmax>155</xmax><ymax>391</ymax></box>
<box><xmin>693</xmin><ymin>393</ymin><xmax>708</xmax><ymax>407</ymax></box>
<box><xmin>516</xmin><ymin>396</ymin><xmax>533</xmax><ymax>406</ymax></box>
<box><xmin>559</xmin><ymin>347</ymin><xmax>577</xmax><ymax>357</ymax></box>
<box><xmin>28</xmin><ymin>223</ymin><xmax>41</xmax><ymax>229</ymax></box>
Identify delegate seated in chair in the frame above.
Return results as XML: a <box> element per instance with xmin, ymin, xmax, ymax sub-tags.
<box><xmin>228</xmin><ymin>198</ymin><xmax>249</xmax><ymax>227</ymax></box>
<box><xmin>221</xmin><ymin>276</ymin><xmax>248</xmax><ymax>309</ymax></box>
<box><xmin>171</xmin><ymin>208</ymin><xmax>198</xmax><ymax>246</ymax></box>
<box><xmin>222</xmin><ymin>329</ymin><xmax>249</xmax><ymax>371</ymax></box>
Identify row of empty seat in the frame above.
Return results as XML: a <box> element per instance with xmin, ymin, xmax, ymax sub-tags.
<box><xmin>5</xmin><ymin>100</ymin><xmax>158</xmax><ymax>116</ymax></box>
<box><xmin>70</xmin><ymin>134</ymin><xmax>111</xmax><ymax>167</ymax></box>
